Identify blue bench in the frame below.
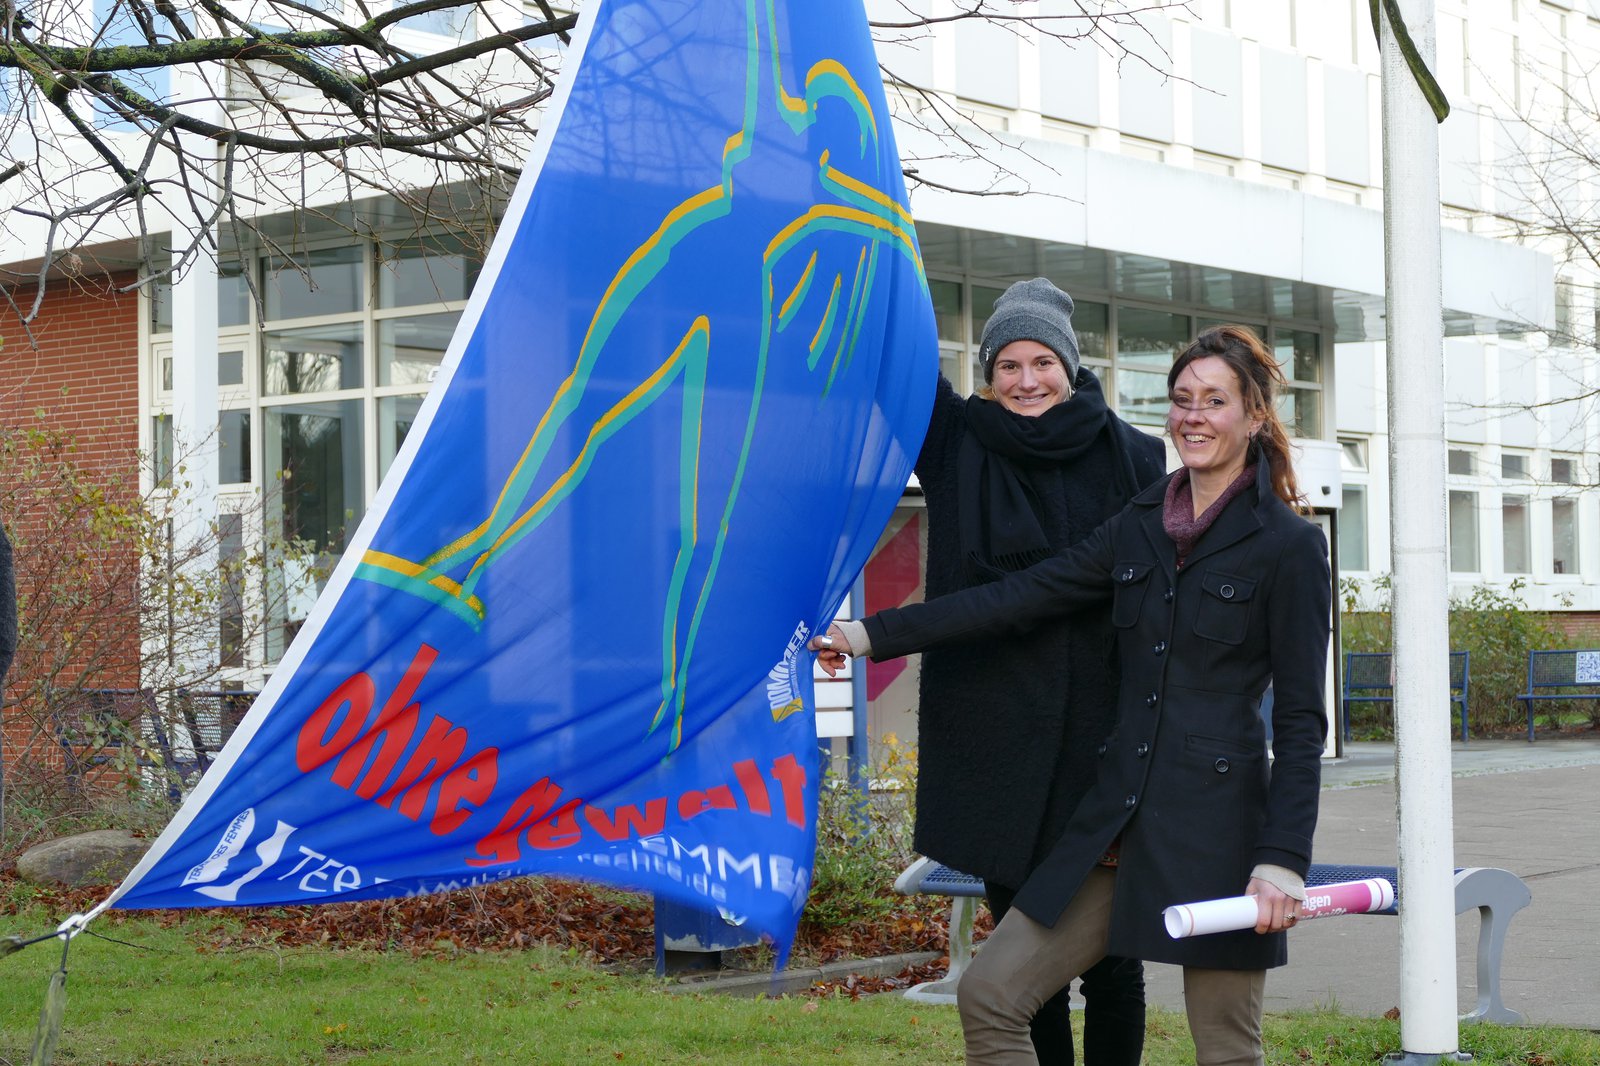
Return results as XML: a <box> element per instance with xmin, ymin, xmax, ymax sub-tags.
<box><xmin>174</xmin><ymin>688</ymin><xmax>258</xmax><ymax>771</ymax></box>
<box><xmin>1342</xmin><ymin>651</ymin><xmax>1471</xmax><ymax>743</ymax></box>
<box><xmin>51</xmin><ymin>687</ymin><xmax>252</xmax><ymax>802</ymax></box>
<box><xmin>1516</xmin><ymin>649</ymin><xmax>1600</xmax><ymax>742</ymax></box>
<box><xmin>51</xmin><ymin>687</ymin><xmax>189</xmax><ymax>803</ymax></box>
<box><xmin>896</xmin><ymin>858</ymin><xmax>1530</xmax><ymax>1023</ymax></box>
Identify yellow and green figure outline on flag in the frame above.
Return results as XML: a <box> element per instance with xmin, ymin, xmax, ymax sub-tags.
<box><xmin>354</xmin><ymin>0</ymin><xmax>926</xmax><ymax>751</ymax></box>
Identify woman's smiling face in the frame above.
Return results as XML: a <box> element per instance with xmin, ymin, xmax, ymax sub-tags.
<box><xmin>990</xmin><ymin>340</ymin><xmax>1072</xmax><ymax>416</ymax></box>
<box><xmin>1166</xmin><ymin>355</ymin><xmax>1261</xmax><ymax>478</ymax></box>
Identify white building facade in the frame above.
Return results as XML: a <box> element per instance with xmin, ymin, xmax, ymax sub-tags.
<box><xmin>3</xmin><ymin>0</ymin><xmax>1596</xmax><ymax>744</ymax></box>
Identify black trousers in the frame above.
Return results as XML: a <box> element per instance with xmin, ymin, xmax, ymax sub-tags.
<box><xmin>984</xmin><ymin>882</ymin><xmax>1146</xmax><ymax>1066</ymax></box>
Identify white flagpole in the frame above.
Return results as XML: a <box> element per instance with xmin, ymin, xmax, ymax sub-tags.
<box><xmin>1378</xmin><ymin>0</ymin><xmax>1466</xmax><ymax>1059</ymax></box>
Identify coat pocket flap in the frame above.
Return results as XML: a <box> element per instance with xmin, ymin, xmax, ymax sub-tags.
<box><xmin>1112</xmin><ymin>560</ymin><xmax>1155</xmax><ymax>586</ymax></box>
<box><xmin>1200</xmin><ymin>570</ymin><xmax>1256</xmax><ymax>603</ymax></box>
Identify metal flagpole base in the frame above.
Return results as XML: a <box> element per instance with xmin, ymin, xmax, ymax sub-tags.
<box><xmin>1385</xmin><ymin>1053</ymin><xmax>1473</xmax><ymax>1064</ymax></box>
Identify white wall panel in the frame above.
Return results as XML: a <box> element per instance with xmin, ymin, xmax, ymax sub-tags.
<box><xmin>954</xmin><ymin>13</ymin><xmax>1019</xmax><ymax>107</ymax></box>
<box><xmin>1190</xmin><ymin>27</ymin><xmax>1243</xmax><ymax>157</ymax></box>
<box><xmin>1259</xmin><ymin>47</ymin><xmax>1309</xmax><ymax>172</ymax></box>
<box><xmin>1118</xmin><ymin>17</ymin><xmax>1174</xmax><ymax>142</ymax></box>
<box><xmin>867</xmin><ymin>0</ymin><xmax>935</xmax><ymax>88</ymax></box>
<box><xmin>1323</xmin><ymin>64</ymin><xmax>1371</xmax><ymax>186</ymax></box>
<box><xmin>1038</xmin><ymin>0</ymin><xmax>1101</xmax><ymax>126</ymax></box>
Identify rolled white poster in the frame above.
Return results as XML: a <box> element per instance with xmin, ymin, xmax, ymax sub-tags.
<box><xmin>1163</xmin><ymin>878</ymin><xmax>1396</xmax><ymax>939</ymax></box>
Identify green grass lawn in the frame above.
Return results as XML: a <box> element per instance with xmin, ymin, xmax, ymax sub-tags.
<box><xmin>3</xmin><ymin>909</ymin><xmax>1597</xmax><ymax>1065</ymax></box>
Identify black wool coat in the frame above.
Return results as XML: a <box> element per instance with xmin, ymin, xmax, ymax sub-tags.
<box><xmin>867</xmin><ymin>460</ymin><xmax>1331</xmax><ymax>970</ymax></box>
<box><xmin>909</xmin><ymin>373</ymin><xmax>1165</xmax><ymax>891</ymax></box>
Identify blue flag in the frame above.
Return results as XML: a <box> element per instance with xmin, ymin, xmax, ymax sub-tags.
<box><xmin>104</xmin><ymin>0</ymin><xmax>937</xmax><ymax>951</ymax></box>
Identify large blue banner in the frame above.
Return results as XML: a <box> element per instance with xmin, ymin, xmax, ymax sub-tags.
<box><xmin>105</xmin><ymin>0</ymin><xmax>936</xmax><ymax>950</ymax></box>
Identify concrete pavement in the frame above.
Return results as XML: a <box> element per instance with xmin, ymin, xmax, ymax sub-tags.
<box><xmin>1138</xmin><ymin>737</ymin><xmax>1600</xmax><ymax>1029</ymax></box>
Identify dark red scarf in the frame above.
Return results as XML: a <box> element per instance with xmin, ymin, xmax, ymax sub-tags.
<box><xmin>1162</xmin><ymin>463</ymin><xmax>1257</xmax><ymax>568</ymax></box>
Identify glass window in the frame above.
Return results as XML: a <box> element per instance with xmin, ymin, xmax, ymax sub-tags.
<box><xmin>1117</xmin><ymin>306</ymin><xmax>1188</xmax><ymax>369</ymax></box>
<box><xmin>379</xmin><ymin>396</ymin><xmax>425</xmax><ymax>480</ymax></box>
<box><xmin>1275</xmin><ymin>329</ymin><xmax>1321</xmax><ymax>383</ymax></box>
<box><xmin>1448</xmin><ymin>489</ymin><xmax>1479</xmax><ymax>572</ymax></box>
<box><xmin>1117</xmin><ymin>369</ymin><xmax>1170</xmax><ymax>428</ymax></box>
<box><xmin>219</xmin><ymin>348</ymin><xmax>246</xmax><ymax>388</ymax></box>
<box><xmin>939</xmin><ymin>347</ymin><xmax>964</xmax><ymax>392</ymax></box>
<box><xmin>1555</xmin><ymin>279</ymin><xmax>1575</xmax><ymax>339</ymax></box>
<box><xmin>1197</xmin><ymin>268</ymin><xmax>1267</xmax><ymax>315</ymax></box>
<box><xmin>263</xmin><ymin>323</ymin><xmax>364</xmax><ymax>395</ymax></box>
<box><xmin>264</xmin><ymin>246</ymin><xmax>364</xmax><ymax>320</ymax></box>
<box><xmin>1551</xmin><ymin>456</ymin><xmax>1576</xmax><ymax>484</ymax></box>
<box><xmin>1447</xmin><ymin>449</ymin><xmax>1474</xmax><ymax>476</ymax></box>
<box><xmin>151</xmin><ymin>266</ymin><xmax>251</xmax><ymax>332</ymax></box>
<box><xmin>264</xmin><ymin>401</ymin><xmax>364</xmax><ymax>659</ymax></box>
<box><xmin>1552</xmin><ymin>498</ymin><xmax>1578</xmax><ymax>575</ymax></box>
<box><xmin>219</xmin><ymin>410</ymin><xmax>251</xmax><ymax>484</ymax></box>
<box><xmin>1340</xmin><ymin>486</ymin><xmax>1368</xmax><ymax>571</ymax></box>
<box><xmin>1115</xmin><ymin>307</ymin><xmax>1186</xmax><ymax>426</ymax></box>
<box><xmin>1074</xmin><ymin>300</ymin><xmax>1108</xmax><ymax>364</ymax></box>
<box><xmin>152</xmin><ymin>414</ymin><xmax>173</xmax><ymax>484</ymax></box>
<box><xmin>1039</xmin><ymin>245</ymin><xmax>1108</xmax><ymax>291</ymax></box>
<box><xmin>928</xmin><ymin>279</ymin><xmax>963</xmax><ymax>343</ymax></box>
<box><xmin>1502</xmin><ymin>494</ymin><xmax>1531</xmax><ymax>573</ymax></box>
<box><xmin>1278</xmin><ymin>387</ymin><xmax>1323</xmax><ymax>438</ymax></box>
<box><xmin>218</xmin><ymin>512</ymin><xmax>245</xmax><ymax>669</ymax></box>
<box><xmin>970</xmin><ymin>284</ymin><xmax>1007</xmax><ymax>346</ymax></box>
<box><xmin>219</xmin><ymin>262</ymin><xmax>252</xmax><ymax>328</ymax></box>
<box><xmin>153</xmin><ymin>282</ymin><xmax>173</xmax><ymax>333</ymax></box>
<box><xmin>1116</xmin><ymin>255</ymin><xmax>1182</xmax><ymax>302</ymax></box>
<box><xmin>377</xmin><ymin>237</ymin><xmax>479</xmax><ymax>308</ymax></box>
<box><xmin>967</xmin><ymin>233</ymin><xmax>1026</xmax><ymax>276</ymax></box>
<box><xmin>1340</xmin><ymin>438</ymin><xmax>1368</xmax><ymax>471</ymax></box>
<box><xmin>1501</xmin><ymin>453</ymin><xmax>1530</xmax><ymax>479</ymax></box>
<box><xmin>161</xmin><ymin>347</ymin><xmax>247</xmax><ymax>390</ymax></box>
<box><xmin>379</xmin><ymin>312</ymin><xmax>459</xmax><ymax>387</ymax></box>
<box><xmin>1269</xmin><ymin>280</ymin><xmax>1320</xmax><ymax>319</ymax></box>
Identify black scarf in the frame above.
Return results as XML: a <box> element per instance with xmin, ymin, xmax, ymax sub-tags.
<box><xmin>958</xmin><ymin>370</ymin><xmax>1142</xmax><ymax>584</ymax></box>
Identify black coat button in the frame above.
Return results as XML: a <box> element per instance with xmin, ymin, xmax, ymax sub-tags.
<box><xmin>1136</xmin><ymin>743</ymin><xmax>1150</xmax><ymax>757</ymax></box>
<box><xmin>1220</xmin><ymin>583</ymin><xmax>1236</xmax><ymax>599</ymax></box>
<box><xmin>1124</xmin><ymin>794</ymin><xmax>1137</xmax><ymax>809</ymax></box>
<box><xmin>1145</xmin><ymin>692</ymin><xmax>1158</xmax><ymax>707</ymax></box>
<box><xmin>1163</xmin><ymin>587</ymin><xmax>1174</xmax><ymax>603</ymax></box>
<box><xmin>1097</xmin><ymin>743</ymin><xmax>1108</xmax><ymax>757</ymax></box>
<box><xmin>1153</xmin><ymin>640</ymin><xmax>1168</xmax><ymax>655</ymax></box>
<box><xmin>1214</xmin><ymin>758</ymin><xmax>1230</xmax><ymax>773</ymax></box>
<box><xmin>1120</xmin><ymin>568</ymin><xmax>1135</xmax><ymax>582</ymax></box>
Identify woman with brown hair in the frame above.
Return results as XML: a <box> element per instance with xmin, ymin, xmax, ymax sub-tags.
<box><xmin>814</xmin><ymin>324</ymin><xmax>1331</xmax><ymax>1066</ymax></box>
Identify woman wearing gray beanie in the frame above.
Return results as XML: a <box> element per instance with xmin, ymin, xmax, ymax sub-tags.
<box><xmin>892</xmin><ymin>277</ymin><xmax>1164</xmax><ymax>1065</ymax></box>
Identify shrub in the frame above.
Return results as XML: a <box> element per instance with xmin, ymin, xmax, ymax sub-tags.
<box><xmin>0</xmin><ymin>419</ymin><xmax>312</xmax><ymax>852</ymax></box>
<box><xmin>1338</xmin><ymin>575</ymin><xmax>1583</xmax><ymax>738</ymax></box>
<box><xmin>803</xmin><ymin>734</ymin><xmax>919</xmax><ymax>933</ymax></box>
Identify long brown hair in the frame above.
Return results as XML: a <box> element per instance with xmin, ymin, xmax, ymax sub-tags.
<box><xmin>1167</xmin><ymin>325</ymin><xmax>1306</xmax><ymax>511</ymax></box>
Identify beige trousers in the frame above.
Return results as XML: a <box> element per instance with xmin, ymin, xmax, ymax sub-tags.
<box><xmin>957</xmin><ymin>866</ymin><xmax>1266</xmax><ymax>1066</ymax></box>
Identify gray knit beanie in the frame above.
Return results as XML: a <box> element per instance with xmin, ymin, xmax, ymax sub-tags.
<box><xmin>978</xmin><ymin>278</ymin><xmax>1081</xmax><ymax>384</ymax></box>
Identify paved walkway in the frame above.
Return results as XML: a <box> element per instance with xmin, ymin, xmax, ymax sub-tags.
<box><xmin>1137</xmin><ymin>736</ymin><xmax>1600</xmax><ymax>1030</ymax></box>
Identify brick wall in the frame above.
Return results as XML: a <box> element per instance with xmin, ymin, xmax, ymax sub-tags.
<box><xmin>2</xmin><ymin>274</ymin><xmax>144</xmax><ymax>794</ymax></box>
<box><xmin>1552</xmin><ymin>612</ymin><xmax>1600</xmax><ymax>645</ymax></box>
<box><xmin>2</xmin><ymin>273</ymin><xmax>142</xmax><ymax>465</ymax></box>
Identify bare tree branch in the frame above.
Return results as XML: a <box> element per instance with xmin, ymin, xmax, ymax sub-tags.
<box><xmin>1</xmin><ymin>0</ymin><xmax>1186</xmax><ymax>330</ymax></box>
